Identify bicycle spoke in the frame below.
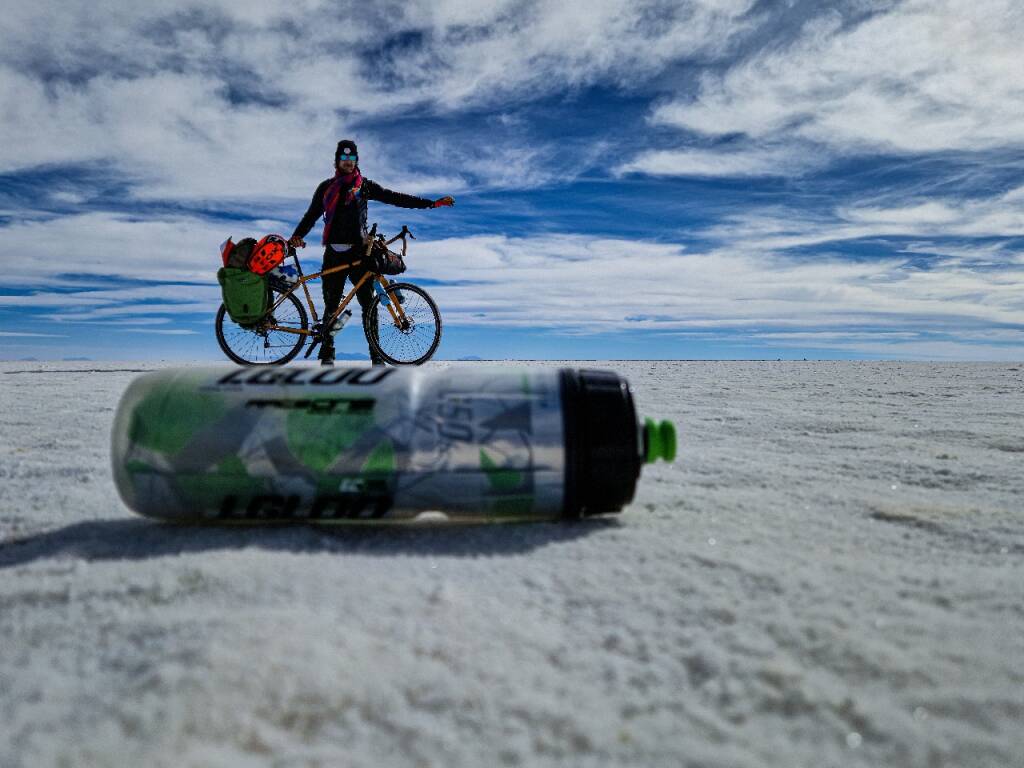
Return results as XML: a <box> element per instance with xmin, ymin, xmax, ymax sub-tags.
<box><xmin>216</xmin><ymin>287</ymin><xmax>308</xmax><ymax>365</ymax></box>
<box><xmin>367</xmin><ymin>284</ymin><xmax>441</xmax><ymax>365</ymax></box>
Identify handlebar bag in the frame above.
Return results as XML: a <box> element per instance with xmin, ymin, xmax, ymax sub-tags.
<box><xmin>369</xmin><ymin>240</ymin><xmax>407</xmax><ymax>275</ymax></box>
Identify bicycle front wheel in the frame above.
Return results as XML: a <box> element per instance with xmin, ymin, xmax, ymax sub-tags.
<box><xmin>364</xmin><ymin>282</ymin><xmax>442</xmax><ymax>365</ymax></box>
<box><xmin>215</xmin><ymin>286</ymin><xmax>309</xmax><ymax>365</ymax></box>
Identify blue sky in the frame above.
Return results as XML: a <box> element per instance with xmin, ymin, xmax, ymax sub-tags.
<box><xmin>1</xmin><ymin>0</ymin><xmax>1022</xmax><ymax>361</ymax></box>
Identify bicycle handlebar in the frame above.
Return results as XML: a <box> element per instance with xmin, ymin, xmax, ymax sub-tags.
<box><xmin>283</xmin><ymin>223</ymin><xmax>413</xmax><ymax>260</ymax></box>
<box><xmin>384</xmin><ymin>225</ymin><xmax>416</xmax><ymax>257</ymax></box>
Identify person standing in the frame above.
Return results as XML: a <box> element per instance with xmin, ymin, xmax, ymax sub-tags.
<box><xmin>288</xmin><ymin>139</ymin><xmax>454</xmax><ymax>365</ymax></box>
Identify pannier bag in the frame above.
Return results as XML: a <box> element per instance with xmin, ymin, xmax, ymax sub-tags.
<box><xmin>369</xmin><ymin>240</ymin><xmax>407</xmax><ymax>276</ymax></box>
<box><xmin>218</xmin><ymin>267</ymin><xmax>269</xmax><ymax>325</ymax></box>
<box><xmin>248</xmin><ymin>235</ymin><xmax>288</xmax><ymax>275</ymax></box>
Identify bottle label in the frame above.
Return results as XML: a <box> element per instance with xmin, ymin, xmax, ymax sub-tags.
<box><xmin>112</xmin><ymin>367</ymin><xmax>566</xmax><ymax>521</ymax></box>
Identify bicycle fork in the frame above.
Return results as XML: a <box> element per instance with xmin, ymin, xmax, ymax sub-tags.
<box><xmin>375</xmin><ymin>279</ymin><xmax>410</xmax><ymax>330</ymax></box>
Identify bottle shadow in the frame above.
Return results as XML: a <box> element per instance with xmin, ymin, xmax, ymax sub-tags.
<box><xmin>0</xmin><ymin>515</ymin><xmax>621</xmax><ymax>569</ymax></box>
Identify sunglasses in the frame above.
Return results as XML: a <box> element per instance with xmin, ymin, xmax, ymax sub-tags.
<box><xmin>338</xmin><ymin>154</ymin><xmax>358</xmax><ymax>162</ymax></box>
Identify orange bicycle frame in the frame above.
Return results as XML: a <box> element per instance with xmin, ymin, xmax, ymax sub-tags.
<box><xmin>263</xmin><ymin>248</ymin><xmax>408</xmax><ymax>337</ymax></box>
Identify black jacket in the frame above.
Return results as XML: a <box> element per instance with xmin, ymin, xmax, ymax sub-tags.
<box><xmin>292</xmin><ymin>177</ymin><xmax>433</xmax><ymax>246</ymax></box>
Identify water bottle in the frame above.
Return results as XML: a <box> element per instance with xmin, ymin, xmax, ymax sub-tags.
<box><xmin>110</xmin><ymin>366</ymin><xmax>676</xmax><ymax>522</ymax></box>
<box><xmin>373</xmin><ymin>280</ymin><xmax>406</xmax><ymax>305</ymax></box>
<box><xmin>330</xmin><ymin>309</ymin><xmax>353</xmax><ymax>336</ymax></box>
<box><xmin>389</xmin><ymin>279</ymin><xmax>405</xmax><ymax>304</ymax></box>
<box><xmin>373</xmin><ymin>281</ymin><xmax>392</xmax><ymax>307</ymax></box>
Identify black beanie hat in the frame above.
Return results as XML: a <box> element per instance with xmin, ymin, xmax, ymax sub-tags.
<box><xmin>335</xmin><ymin>139</ymin><xmax>358</xmax><ymax>165</ymax></box>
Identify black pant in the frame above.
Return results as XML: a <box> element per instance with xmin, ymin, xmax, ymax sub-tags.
<box><xmin>321</xmin><ymin>246</ymin><xmax>380</xmax><ymax>362</ymax></box>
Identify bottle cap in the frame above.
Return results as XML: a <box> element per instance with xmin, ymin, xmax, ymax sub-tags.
<box><xmin>643</xmin><ymin>418</ymin><xmax>677</xmax><ymax>463</ymax></box>
<box><xmin>560</xmin><ymin>369</ymin><xmax>643</xmax><ymax>518</ymax></box>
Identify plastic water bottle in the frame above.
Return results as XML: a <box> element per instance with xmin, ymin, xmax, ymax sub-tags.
<box><xmin>330</xmin><ymin>309</ymin><xmax>353</xmax><ymax>336</ymax></box>
<box><xmin>389</xmin><ymin>280</ymin><xmax>405</xmax><ymax>304</ymax></box>
<box><xmin>373</xmin><ymin>281</ymin><xmax>392</xmax><ymax>307</ymax></box>
<box><xmin>373</xmin><ymin>280</ymin><xmax>405</xmax><ymax>305</ymax></box>
<box><xmin>110</xmin><ymin>366</ymin><xmax>676</xmax><ymax>522</ymax></box>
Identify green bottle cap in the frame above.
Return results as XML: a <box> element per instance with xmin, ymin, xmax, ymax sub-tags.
<box><xmin>644</xmin><ymin>418</ymin><xmax>677</xmax><ymax>463</ymax></box>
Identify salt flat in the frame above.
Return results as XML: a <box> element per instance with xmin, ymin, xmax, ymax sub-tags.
<box><xmin>1</xmin><ymin>360</ymin><xmax>1022</xmax><ymax>767</ymax></box>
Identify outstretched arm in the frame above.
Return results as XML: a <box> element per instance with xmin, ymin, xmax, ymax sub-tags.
<box><xmin>363</xmin><ymin>180</ymin><xmax>454</xmax><ymax>209</ymax></box>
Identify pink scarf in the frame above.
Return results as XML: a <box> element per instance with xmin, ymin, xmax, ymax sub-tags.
<box><xmin>321</xmin><ymin>168</ymin><xmax>363</xmax><ymax>244</ymax></box>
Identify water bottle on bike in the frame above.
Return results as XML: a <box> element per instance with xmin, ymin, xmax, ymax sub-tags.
<box><xmin>331</xmin><ymin>309</ymin><xmax>353</xmax><ymax>336</ymax></box>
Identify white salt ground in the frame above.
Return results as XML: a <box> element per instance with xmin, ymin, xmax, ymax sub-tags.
<box><xmin>0</xmin><ymin>360</ymin><xmax>1022</xmax><ymax>767</ymax></box>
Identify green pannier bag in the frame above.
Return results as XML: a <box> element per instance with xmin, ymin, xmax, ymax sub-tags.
<box><xmin>218</xmin><ymin>267</ymin><xmax>269</xmax><ymax>324</ymax></box>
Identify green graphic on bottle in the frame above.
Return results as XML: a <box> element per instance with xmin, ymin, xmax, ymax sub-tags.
<box><xmin>128</xmin><ymin>377</ymin><xmax>228</xmax><ymax>454</ymax></box>
<box><xmin>480</xmin><ymin>448</ymin><xmax>524</xmax><ymax>493</ymax></box>
<box><xmin>285</xmin><ymin>401</ymin><xmax>374</xmax><ymax>473</ymax></box>
<box><xmin>362</xmin><ymin>440</ymin><xmax>396</xmax><ymax>474</ymax></box>
<box><xmin>125</xmin><ymin>459</ymin><xmax>152</xmax><ymax>475</ymax></box>
<box><xmin>177</xmin><ymin>454</ymin><xmax>258</xmax><ymax>509</ymax></box>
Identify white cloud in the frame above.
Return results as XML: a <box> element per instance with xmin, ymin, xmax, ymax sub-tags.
<box><xmin>649</xmin><ymin>0</ymin><xmax>1024</xmax><ymax>160</ymax></box>
<box><xmin>899</xmin><ymin>241</ymin><xmax>1023</xmax><ymax>268</ymax></box>
<box><xmin>52</xmin><ymin>303</ymin><xmax>215</xmax><ymax>321</ymax></box>
<box><xmin>409</xmin><ymin>232</ymin><xmax>1024</xmax><ymax>332</ymax></box>
<box><xmin>2</xmin><ymin>1</ymin><xmax>1022</xmax><ymax>361</ymax></box>
<box><xmin>378</xmin><ymin>0</ymin><xmax>757</xmax><ymax>111</ymax></box>
<box><xmin>702</xmin><ymin>185</ymin><xmax>1024</xmax><ymax>251</ymax></box>
<box><xmin>6</xmin><ymin>210</ymin><xmax>1022</xmax><ymax>357</ymax></box>
<box><xmin>842</xmin><ymin>202</ymin><xmax>963</xmax><ymax>226</ymax></box>
<box><xmin>626</xmin><ymin>0</ymin><xmax>1024</xmax><ymax>194</ymax></box>
<box><xmin>1</xmin><ymin>212</ymin><xmax>264</xmax><ymax>287</ymax></box>
<box><xmin>113</xmin><ymin>328</ymin><xmax>200</xmax><ymax>334</ymax></box>
<box><xmin>617</xmin><ymin>144</ymin><xmax>818</xmax><ymax>177</ymax></box>
<box><xmin>0</xmin><ymin>0</ymin><xmax>756</xmax><ymax>197</ymax></box>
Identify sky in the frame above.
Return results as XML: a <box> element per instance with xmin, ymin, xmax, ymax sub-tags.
<box><xmin>1</xmin><ymin>0</ymin><xmax>1022</xmax><ymax>361</ymax></box>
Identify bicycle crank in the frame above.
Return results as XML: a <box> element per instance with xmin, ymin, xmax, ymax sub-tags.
<box><xmin>304</xmin><ymin>323</ymin><xmax>323</xmax><ymax>359</ymax></box>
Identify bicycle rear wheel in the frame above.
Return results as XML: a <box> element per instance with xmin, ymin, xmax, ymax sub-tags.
<box><xmin>215</xmin><ymin>286</ymin><xmax>308</xmax><ymax>365</ymax></box>
<box><xmin>364</xmin><ymin>282</ymin><xmax>442</xmax><ymax>365</ymax></box>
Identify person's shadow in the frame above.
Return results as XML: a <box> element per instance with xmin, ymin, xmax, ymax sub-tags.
<box><xmin>0</xmin><ymin>516</ymin><xmax>619</xmax><ymax>569</ymax></box>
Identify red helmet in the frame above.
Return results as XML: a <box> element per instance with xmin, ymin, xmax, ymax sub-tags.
<box><xmin>248</xmin><ymin>235</ymin><xmax>288</xmax><ymax>275</ymax></box>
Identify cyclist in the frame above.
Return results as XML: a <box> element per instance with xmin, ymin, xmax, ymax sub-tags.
<box><xmin>288</xmin><ymin>139</ymin><xmax>454</xmax><ymax>365</ymax></box>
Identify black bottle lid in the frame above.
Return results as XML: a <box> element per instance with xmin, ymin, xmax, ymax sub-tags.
<box><xmin>560</xmin><ymin>369</ymin><xmax>643</xmax><ymax>518</ymax></box>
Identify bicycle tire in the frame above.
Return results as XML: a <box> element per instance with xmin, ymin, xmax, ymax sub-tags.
<box><xmin>215</xmin><ymin>286</ymin><xmax>308</xmax><ymax>366</ymax></box>
<box><xmin>364</xmin><ymin>282</ymin><xmax>442</xmax><ymax>365</ymax></box>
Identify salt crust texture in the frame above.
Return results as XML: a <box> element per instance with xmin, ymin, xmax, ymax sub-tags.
<box><xmin>1</xmin><ymin>361</ymin><xmax>1022</xmax><ymax>767</ymax></box>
